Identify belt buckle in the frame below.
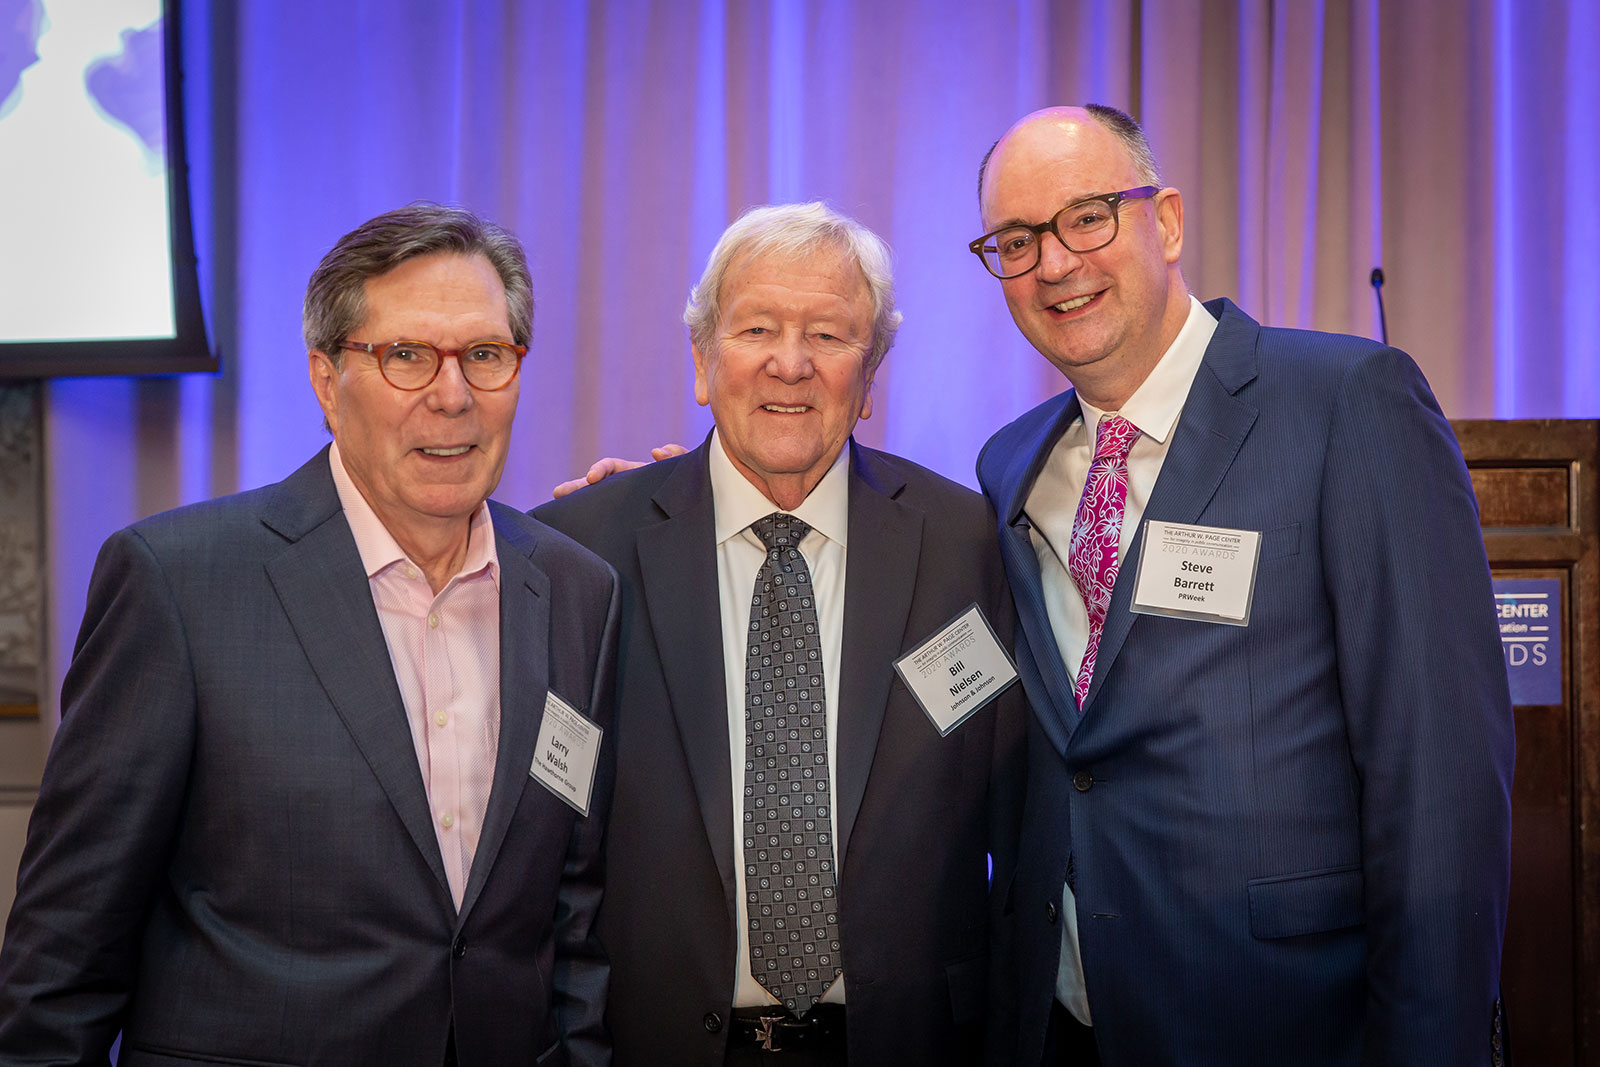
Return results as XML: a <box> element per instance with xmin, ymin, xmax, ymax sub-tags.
<box><xmin>757</xmin><ymin>1014</ymin><xmax>782</xmax><ymax>1053</ymax></box>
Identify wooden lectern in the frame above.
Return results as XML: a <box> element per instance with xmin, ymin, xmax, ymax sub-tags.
<box><xmin>1455</xmin><ymin>419</ymin><xmax>1599</xmax><ymax>1065</ymax></box>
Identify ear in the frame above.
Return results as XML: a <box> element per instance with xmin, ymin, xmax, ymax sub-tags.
<box><xmin>858</xmin><ymin>365</ymin><xmax>876</xmax><ymax>421</ymax></box>
<box><xmin>308</xmin><ymin>350</ymin><xmax>341</xmax><ymax>435</ymax></box>
<box><xmin>1155</xmin><ymin>187</ymin><xmax>1184</xmax><ymax>264</ymax></box>
<box><xmin>691</xmin><ymin>342</ymin><xmax>712</xmax><ymax>407</ymax></box>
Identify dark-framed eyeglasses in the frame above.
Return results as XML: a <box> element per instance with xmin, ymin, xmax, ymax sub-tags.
<box><xmin>338</xmin><ymin>339</ymin><xmax>527</xmax><ymax>391</ymax></box>
<box><xmin>968</xmin><ymin>185</ymin><xmax>1161</xmax><ymax>279</ymax></box>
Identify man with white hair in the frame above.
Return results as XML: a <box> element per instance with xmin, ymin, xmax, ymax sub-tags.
<box><xmin>535</xmin><ymin>202</ymin><xmax>1024</xmax><ymax>1066</ymax></box>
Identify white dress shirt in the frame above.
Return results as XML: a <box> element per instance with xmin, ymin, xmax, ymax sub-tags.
<box><xmin>710</xmin><ymin>430</ymin><xmax>851</xmax><ymax>1008</ymax></box>
<box><xmin>1023</xmin><ymin>295</ymin><xmax>1217</xmax><ymax>1024</ymax></box>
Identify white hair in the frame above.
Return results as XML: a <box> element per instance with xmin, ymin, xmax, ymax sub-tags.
<box><xmin>683</xmin><ymin>202</ymin><xmax>903</xmax><ymax>371</ymax></box>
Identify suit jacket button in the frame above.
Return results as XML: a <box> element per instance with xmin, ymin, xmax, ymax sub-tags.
<box><xmin>703</xmin><ymin>1012</ymin><xmax>723</xmax><ymax>1033</ymax></box>
<box><xmin>1046</xmin><ymin>901</ymin><xmax>1058</xmax><ymax>925</ymax></box>
<box><xmin>1072</xmin><ymin>770</ymin><xmax>1094</xmax><ymax>792</ymax></box>
<box><xmin>452</xmin><ymin>937</ymin><xmax>468</xmax><ymax>959</ymax></box>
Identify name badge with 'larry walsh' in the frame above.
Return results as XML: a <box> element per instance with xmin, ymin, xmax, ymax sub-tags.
<box><xmin>529</xmin><ymin>691</ymin><xmax>602</xmax><ymax>816</ymax></box>
<box><xmin>1130</xmin><ymin>520</ymin><xmax>1262</xmax><ymax>626</ymax></box>
<box><xmin>893</xmin><ymin>603</ymin><xmax>1019</xmax><ymax>736</ymax></box>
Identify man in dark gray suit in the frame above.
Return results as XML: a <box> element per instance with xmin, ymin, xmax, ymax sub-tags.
<box><xmin>535</xmin><ymin>202</ymin><xmax>1024</xmax><ymax>1066</ymax></box>
<box><xmin>0</xmin><ymin>205</ymin><xmax>619</xmax><ymax>1067</ymax></box>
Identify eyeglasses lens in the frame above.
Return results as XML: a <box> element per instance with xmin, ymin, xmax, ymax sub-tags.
<box><xmin>980</xmin><ymin>198</ymin><xmax>1123</xmax><ymax>279</ymax></box>
<box><xmin>380</xmin><ymin>342</ymin><xmax>519</xmax><ymax>390</ymax></box>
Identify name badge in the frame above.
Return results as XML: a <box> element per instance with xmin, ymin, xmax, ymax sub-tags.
<box><xmin>529</xmin><ymin>691</ymin><xmax>602</xmax><ymax>816</ymax></box>
<box><xmin>892</xmin><ymin>603</ymin><xmax>1019</xmax><ymax>736</ymax></box>
<box><xmin>1130</xmin><ymin>520</ymin><xmax>1262</xmax><ymax>626</ymax></box>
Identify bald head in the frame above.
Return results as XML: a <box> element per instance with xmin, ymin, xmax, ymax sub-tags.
<box><xmin>978</xmin><ymin>105</ymin><xmax>1160</xmax><ymax>223</ymax></box>
<box><xmin>974</xmin><ymin>105</ymin><xmax>1190</xmax><ymax>408</ymax></box>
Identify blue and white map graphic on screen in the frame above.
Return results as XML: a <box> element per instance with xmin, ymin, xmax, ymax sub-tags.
<box><xmin>0</xmin><ymin>0</ymin><xmax>175</xmax><ymax>345</ymax></box>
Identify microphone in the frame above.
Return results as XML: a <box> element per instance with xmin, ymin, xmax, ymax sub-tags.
<box><xmin>1370</xmin><ymin>267</ymin><xmax>1389</xmax><ymax>346</ymax></box>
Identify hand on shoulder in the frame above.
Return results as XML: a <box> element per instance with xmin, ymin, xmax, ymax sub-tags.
<box><xmin>550</xmin><ymin>443</ymin><xmax>688</xmax><ymax>498</ymax></box>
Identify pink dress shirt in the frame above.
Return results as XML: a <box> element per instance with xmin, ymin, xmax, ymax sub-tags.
<box><xmin>329</xmin><ymin>444</ymin><xmax>502</xmax><ymax>911</ymax></box>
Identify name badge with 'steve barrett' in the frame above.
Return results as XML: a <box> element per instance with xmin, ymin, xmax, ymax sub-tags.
<box><xmin>529</xmin><ymin>690</ymin><xmax>602</xmax><ymax>816</ymax></box>
<box><xmin>1130</xmin><ymin>519</ymin><xmax>1262</xmax><ymax>626</ymax></box>
<box><xmin>893</xmin><ymin>603</ymin><xmax>1020</xmax><ymax>736</ymax></box>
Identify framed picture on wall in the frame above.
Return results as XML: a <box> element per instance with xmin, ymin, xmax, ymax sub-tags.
<box><xmin>0</xmin><ymin>0</ymin><xmax>213</xmax><ymax>379</ymax></box>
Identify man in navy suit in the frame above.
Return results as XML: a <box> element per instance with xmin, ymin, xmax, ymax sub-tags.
<box><xmin>970</xmin><ymin>104</ymin><xmax>1514</xmax><ymax>1065</ymax></box>
<box><xmin>0</xmin><ymin>205</ymin><xmax>618</xmax><ymax>1066</ymax></box>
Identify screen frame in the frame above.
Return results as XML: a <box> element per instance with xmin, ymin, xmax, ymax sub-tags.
<box><xmin>0</xmin><ymin>0</ymin><xmax>215</xmax><ymax>379</ymax></box>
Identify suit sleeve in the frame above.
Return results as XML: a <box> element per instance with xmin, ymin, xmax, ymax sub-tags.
<box><xmin>0</xmin><ymin>528</ymin><xmax>197</xmax><ymax>1065</ymax></box>
<box><xmin>1320</xmin><ymin>346</ymin><xmax>1514</xmax><ymax>1062</ymax></box>
<box><xmin>550</xmin><ymin>564</ymin><xmax>621</xmax><ymax>1067</ymax></box>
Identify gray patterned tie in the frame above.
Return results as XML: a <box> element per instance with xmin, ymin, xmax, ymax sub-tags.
<box><xmin>743</xmin><ymin>513</ymin><xmax>841</xmax><ymax>1016</ymax></box>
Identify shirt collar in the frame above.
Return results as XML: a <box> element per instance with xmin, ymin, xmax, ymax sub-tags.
<box><xmin>1078</xmin><ymin>294</ymin><xmax>1218</xmax><ymax>445</ymax></box>
<box><xmin>329</xmin><ymin>441</ymin><xmax>499</xmax><ymax>588</ymax></box>
<box><xmin>708</xmin><ymin>429</ymin><xmax>850</xmax><ymax>549</ymax></box>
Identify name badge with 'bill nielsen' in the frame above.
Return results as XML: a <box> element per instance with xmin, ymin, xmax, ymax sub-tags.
<box><xmin>529</xmin><ymin>691</ymin><xmax>602</xmax><ymax>816</ymax></box>
<box><xmin>1130</xmin><ymin>519</ymin><xmax>1262</xmax><ymax>626</ymax></box>
<box><xmin>893</xmin><ymin>603</ymin><xmax>1019</xmax><ymax>736</ymax></box>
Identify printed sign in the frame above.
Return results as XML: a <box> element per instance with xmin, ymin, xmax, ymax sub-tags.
<box><xmin>529</xmin><ymin>691</ymin><xmax>602</xmax><ymax>816</ymax></box>
<box><xmin>1129</xmin><ymin>520</ymin><xmax>1262</xmax><ymax>626</ymax></box>
<box><xmin>892</xmin><ymin>604</ymin><xmax>1019</xmax><ymax>736</ymax></box>
<box><xmin>1493</xmin><ymin>578</ymin><xmax>1561</xmax><ymax>706</ymax></box>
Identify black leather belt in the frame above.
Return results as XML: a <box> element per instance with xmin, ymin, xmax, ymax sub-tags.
<box><xmin>728</xmin><ymin>1004</ymin><xmax>847</xmax><ymax>1053</ymax></box>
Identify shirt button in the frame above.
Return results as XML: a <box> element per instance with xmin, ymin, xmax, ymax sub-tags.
<box><xmin>435</xmin><ymin>712</ymin><xmax>448</xmax><ymax>727</ymax></box>
<box><xmin>428</xmin><ymin>612</ymin><xmax>440</xmax><ymax>629</ymax></box>
<box><xmin>406</xmin><ymin>566</ymin><xmax>419</xmax><ymax>580</ymax></box>
<box><xmin>440</xmin><ymin>811</ymin><xmax>454</xmax><ymax>829</ymax></box>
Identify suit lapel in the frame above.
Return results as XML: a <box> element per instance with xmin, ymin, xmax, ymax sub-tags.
<box><xmin>636</xmin><ymin>447</ymin><xmax>737</xmax><ymax>893</ymax></box>
<box><xmin>262</xmin><ymin>452</ymin><xmax>451</xmax><ymax>900</ymax></box>
<box><xmin>836</xmin><ymin>443</ymin><xmax>921</xmax><ymax>866</ymax></box>
<box><xmin>994</xmin><ymin>393</ymin><xmax>1089</xmax><ymax>756</ymax></box>
<box><xmin>1080</xmin><ymin>300</ymin><xmax>1262</xmax><ymax>711</ymax></box>
<box><xmin>458</xmin><ymin>513</ymin><xmax>551</xmax><ymax>923</ymax></box>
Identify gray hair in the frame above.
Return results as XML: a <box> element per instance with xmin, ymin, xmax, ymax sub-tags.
<box><xmin>683</xmin><ymin>202</ymin><xmax>902</xmax><ymax>372</ymax></box>
<box><xmin>303</xmin><ymin>203</ymin><xmax>533</xmax><ymax>365</ymax></box>
<box><xmin>977</xmin><ymin>103</ymin><xmax>1163</xmax><ymax>204</ymax></box>
<box><xmin>1083</xmin><ymin>103</ymin><xmax>1162</xmax><ymax>186</ymax></box>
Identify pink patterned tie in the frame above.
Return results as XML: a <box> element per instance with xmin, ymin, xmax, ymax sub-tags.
<box><xmin>1067</xmin><ymin>414</ymin><xmax>1141</xmax><ymax>709</ymax></box>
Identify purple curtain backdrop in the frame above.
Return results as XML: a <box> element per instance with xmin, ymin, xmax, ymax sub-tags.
<box><xmin>37</xmin><ymin>0</ymin><xmax>1600</xmax><ymax>724</ymax></box>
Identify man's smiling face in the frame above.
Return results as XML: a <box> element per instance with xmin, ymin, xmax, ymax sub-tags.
<box><xmin>693</xmin><ymin>243</ymin><xmax>876</xmax><ymax>508</ymax></box>
<box><xmin>309</xmin><ymin>251</ymin><xmax>520</xmax><ymax>543</ymax></box>
<box><xmin>980</xmin><ymin>108</ymin><xmax>1184</xmax><ymax>394</ymax></box>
